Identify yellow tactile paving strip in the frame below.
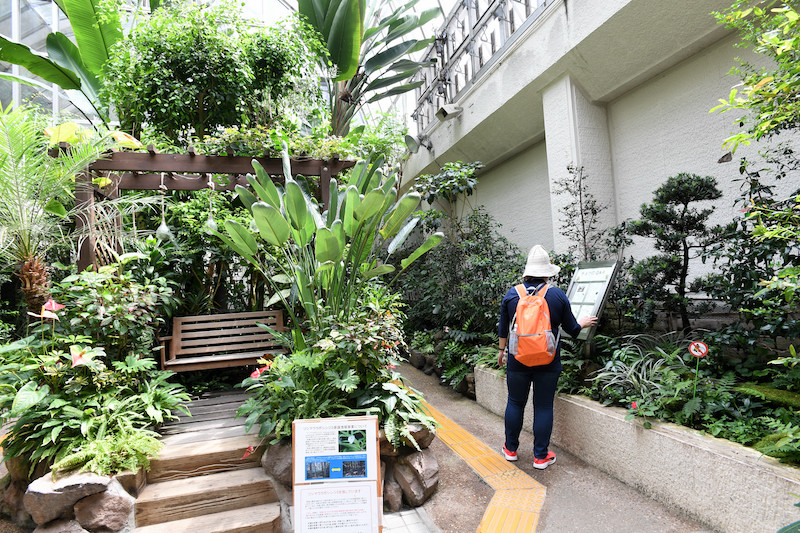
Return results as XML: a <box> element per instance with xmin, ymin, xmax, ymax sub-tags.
<box><xmin>424</xmin><ymin>403</ymin><xmax>546</xmax><ymax>532</ymax></box>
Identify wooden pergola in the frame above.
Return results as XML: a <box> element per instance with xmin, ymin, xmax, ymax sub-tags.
<box><xmin>76</xmin><ymin>146</ymin><xmax>355</xmax><ymax>270</ymax></box>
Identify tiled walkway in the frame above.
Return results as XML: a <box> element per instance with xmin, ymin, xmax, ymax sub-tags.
<box><xmin>425</xmin><ymin>404</ymin><xmax>545</xmax><ymax>532</ymax></box>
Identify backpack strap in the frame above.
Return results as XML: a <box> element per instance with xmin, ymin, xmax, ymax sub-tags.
<box><xmin>536</xmin><ymin>283</ymin><xmax>549</xmax><ymax>297</ymax></box>
<box><xmin>514</xmin><ymin>284</ymin><xmax>527</xmax><ymax>298</ymax></box>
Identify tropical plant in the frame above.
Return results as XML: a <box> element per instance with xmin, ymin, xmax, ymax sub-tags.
<box><xmin>214</xmin><ymin>150</ymin><xmax>443</xmax><ymax>349</ymax></box>
<box><xmin>237</xmin><ymin>284</ymin><xmax>436</xmax><ymax>448</ymax></box>
<box><xmin>103</xmin><ymin>1</ymin><xmax>251</xmax><ymax>142</ymax></box>
<box><xmin>701</xmin><ymin>155</ymin><xmax>800</xmax><ymax>365</ymax></box>
<box><xmin>104</xmin><ymin>3</ymin><xmax>328</xmax><ymax>143</ymax></box>
<box><xmin>299</xmin><ymin>0</ymin><xmax>441</xmax><ymax>136</ymax></box>
<box><xmin>0</xmin><ymin>305</ymin><xmax>189</xmax><ymax>475</ymax></box>
<box><xmin>414</xmin><ymin>161</ymin><xmax>483</xmax><ymax>241</ymax></box>
<box><xmin>396</xmin><ymin>206</ymin><xmax>524</xmax><ymax>335</ymax></box>
<box><xmin>0</xmin><ymin>0</ymin><xmax>135</xmax><ymax>123</ymax></box>
<box><xmin>624</xmin><ymin>173</ymin><xmax>723</xmax><ymax>331</ymax></box>
<box><xmin>0</xmin><ymin>105</ymin><xmax>107</xmax><ymax>313</ymax></box>
<box><xmin>49</xmin><ymin>264</ymin><xmax>176</xmax><ymax>360</ymax></box>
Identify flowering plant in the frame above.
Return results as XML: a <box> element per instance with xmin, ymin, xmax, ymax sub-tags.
<box><xmin>238</xmin><ymin>286</ymin><xmax>435</xmax><ymax>448</ymax></box>
<box><xmin>0</xmin><ymin>294</ymin><xmax>189</xmax><ymax>477</ymax></box>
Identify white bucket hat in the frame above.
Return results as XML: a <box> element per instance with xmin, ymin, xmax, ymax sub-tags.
<box><xmin>522</xmin><ymin>245</ymin><xmax>561</xmax><ymax>278</ymax></box>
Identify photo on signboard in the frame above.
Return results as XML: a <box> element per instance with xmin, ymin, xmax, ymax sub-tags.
<box><xmin>342</xmin><ymin>460</ymin><xmax>367</xmax><ymax>478</ymax></box>
<box><xmin>306</xmin><ymin>461</ymin><xmax>331</xmax><ymax>480</ymax></box>
<box><xmin>338</xmin><ymin>430</ymin><xmax>367</xmax><ymax>452</ymax></box>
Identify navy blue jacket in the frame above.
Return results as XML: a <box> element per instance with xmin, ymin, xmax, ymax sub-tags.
<box><xmin>498</xmin><ymin>282</ymin><xmax>582</xmax><ymax>372</ymax></box>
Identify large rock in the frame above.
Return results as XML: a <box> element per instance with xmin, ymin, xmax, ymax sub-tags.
<box><xmin>402</xmin><ymin>424</ymin><xmax>436</xmax><ymax>450</ymax></box>
<box><xmin>33</xmin><ymin>519</ymin><xmax>88</xmax><ymax>533</ymax></box>
<box><xmin>261</xmin><ymin>440</ymin><xmax>293</xmax><ymax>489</ymax></box>
<box><xmin>24</xmin><ymin>472</ymin><xmax>111</xmax><ymax>525</ymax></box>
<box><xmin>407</xmin><ymin>350</ymin><xmax>426</xmax><ymax>369</ymax></box>
<box><xmin>2</xmin><ymin>479</ymin><xmax>34</xmax><ymax>527</ymax></box>
<box><xmin>393</xmin><ymin>448</ymin><xmax>439</xmax><ymax>507</ymax></box>
<box><xmin>74</xmin><ymin>478</ymin><xmax>134</xmax><ymax>532</ymax></box>
<box><xmin>383</xmin><ymin>477</ymin><xmax>403</xmax><ymax>512</ymax></box>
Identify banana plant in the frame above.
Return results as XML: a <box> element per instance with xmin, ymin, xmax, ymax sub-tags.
<box><xmin>212</xmin><ymin>149</ymin><xmax>443</xmax><ymax>349</ymax></box>
<box><xmin>0</xmin><ymin>0</ymin><xmax>133</xmax><ymax>124</ymax></box>
<box><xmin>299</xmin><ymin>0</ymin><xmax>441</xmax><ymax>136</ymax></box>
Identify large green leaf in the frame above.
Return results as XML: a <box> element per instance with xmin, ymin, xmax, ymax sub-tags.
<box><xmin>331</xmin><ymin>219</ymin><xmax>346</xmax><ymax>253</ymax></box>
<box><xmin>367</xmin><ymin>80</ymin><xmax>425</xmax><ymax>103</ymax></box>
<box><xmin>342</xmin><ymin>186</ymin><xmax>360</xmax><ymax>236</ymax></box>
<box><xmin>224</xmin><ymin>220</ymin><xmax>259</xmax><ymax>257</ymax></box>
<box><xmin>12</xmin><ymin>382</ymin><xmax>49</xmax><ymax>414</ymax></box>
<box><xmin>234</xmin><ymin>184</ymin><xmax>258</xmax><ymax>211</ymax></box>
<box><xmin>284</xmin><ymin>181</ymin><xmax>308</xmax><ymax>231</ymax></box>
<box><xmin>252</xmin><ymin>202</ymin><xmax>291</xmax><ymax>247</ymax></box>
<box><xmin>315</xmin><ymin>227</ymin><xmax>342</xmax><ymax>263</ymax></box>
<box><xmin>300</xmin><ymin>0</ymin><xmax>365</xmax><ymax>81</ymax></box>
<box><xmin>252</xmin><ymin>160</ymin><xmax>283</xmax><ymax>207</ymax></box>
<box><xmin>387</xmin><ymin>217</ymin><xmax>420</xmax><ymax>255</ymax></box>
<box><xmin>364</xmin><ymin>39</ymin><xmax>420</xmax><ymax>76</ymax></box>
<box><xmin>401</xmin><ymin>232</ymin><xmax>444</xmax><ymax>270</ymax></box>
<box><xmin>380</xmin><ymin>192</ymin><xmax>421</xmax><ymax>239</ymax></box>
<box><xmin>365</xmin><ymin>68</ymin><xmax>420</xmax><ymax>92</ymax></box>
<box><xmin>0</xmin><ymin>36</ymin><xmax>80</xmax><ymax>89</ymax></box>
<box><xmin>383</xmin><ymin>8</ymin><xmax>441</xmax><ymax>47</ymax></box>
<box><xmin>45</xmin><ymin>32</ymin><xmax>103</xmax><ymax>95</ymax></box>
<box><xmin>361</xmin><ymin>264</ymin><xmax>395</xmax><ymax>280</ymax></box>
<box><xmin>46</xmin><ymin>32</ymin><xmax>103</xmax><ymax>113</ymax></box>
<box><xmin>354</xmin><ymin>188</ymin><xmax>386</xmax><ymax>221</ymax></box>
<box><xmin>61</xmin><ymin>0</ymin><xmax>123</xmax><ymax>75</ymax></box>
<box><xmin>388</xmin><ymin>58</ymin><xmax>435</xmax><ymax>71</ymax></box>
<box><xmin>326</xmin><ymin>178</ymin><xmax>339</xmax><ymax>226</ymax></box>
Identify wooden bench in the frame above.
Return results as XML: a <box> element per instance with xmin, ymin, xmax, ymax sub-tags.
<box><xmin>158</xmin><ymin>311</ymin><xmax>287</xmax><ymax>372</ymax></box>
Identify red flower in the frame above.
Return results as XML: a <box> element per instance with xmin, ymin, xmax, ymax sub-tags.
<box><xmin>241</xmin><ymin>445</ymin><xmax>256</xmax><ymax>460</ymax></box>
<box><xmin>70</xmin><ymin>346</ymin><xmax>92</xmax><ymax>368</ymax></box>
<box><xmin>42</xmin><ymin>299</ymin><xmax>65</xmax><ymax>312</ymax></box>
<box><xmin>631</xmin><ymin>401</ymin><xmax>638</xmax><ymax>410</ymax></box>
<box><xmin>250</xmin><ymin>363</ymin><xmax>272</xmax><ymax>379</ymax></box>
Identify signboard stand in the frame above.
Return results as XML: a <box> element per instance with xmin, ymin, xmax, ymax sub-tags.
<box><xmin>564</xmin><ymin>260</ymin><xmax>620</xmax><ymax>341</ymax></box>
<box><xmin>292</xmin><ymin>415</ymin><xmax>382</xmax><ymax>532</ymax></box>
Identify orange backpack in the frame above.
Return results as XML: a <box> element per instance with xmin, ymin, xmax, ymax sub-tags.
<box><xmin>508</xmin><ymin>283</ymin><xmax>557</xmax><ymax>366</ymax></box>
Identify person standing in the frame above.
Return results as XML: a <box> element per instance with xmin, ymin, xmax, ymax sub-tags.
<box><xmin>497</xmin><ymin>245</ymin><xmax>597</xmax><ymax>469</ymax></box>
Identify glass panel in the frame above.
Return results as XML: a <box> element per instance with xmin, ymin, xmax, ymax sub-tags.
<box><xmin>0</xmin><ymin>78</ymin><xmax>12</xmax><ymax>108</ymax></box>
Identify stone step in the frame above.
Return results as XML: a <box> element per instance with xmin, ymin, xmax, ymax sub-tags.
<box><xmin>147</xmin><ymin>434</ymin><xmax>265</xmax><ymax>483</ymax></box>
<box><xmin>133</xmin><ymin>502</ymin><xmax>281</xmax><ymax>533</ymax></box>
<box><xmin>136</xmin><ymin>468</ymin><xmax>277</xmax><ymax>527</ymax></box>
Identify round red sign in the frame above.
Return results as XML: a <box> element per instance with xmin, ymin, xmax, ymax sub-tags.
<box><xmin>689</xmin><ymin>341</ymin><xmax>709</xmax><ymax>358</ymax></box>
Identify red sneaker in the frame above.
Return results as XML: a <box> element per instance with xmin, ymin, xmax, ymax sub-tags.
<box><xmin>502</xmin><ymin>445</ymin><xmax>518</xmax><ymax>461</ymax></box>
<box><xmin>533</xmin><ymin>451</ymin><xmax>556</xmax><ymax>469</ymax></box>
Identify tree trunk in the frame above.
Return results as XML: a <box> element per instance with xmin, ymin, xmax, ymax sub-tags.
<box><xmin>16</xmin><ymin>256</ymin><xmax>49</xmax><ymax>315</ymax></box>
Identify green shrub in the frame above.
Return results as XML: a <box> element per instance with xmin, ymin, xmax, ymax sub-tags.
<box><xmin>237</xmin><ymin>286</ymin><xmax>435</xmax><ymax>449</ymax></box>
<box><xmin>398</xmin><ymin>207</ymin><xmax>524</xmax><ymax>334</ymax></box>
<box><xmin>50</xmin><ymin>265</ymin><xmax>174</xmax><ymax>360</ymax></box>
<box><xmin>0</xmin><ymin>323</ymin><xmax>189</xmax><ymax>475</ymax></box>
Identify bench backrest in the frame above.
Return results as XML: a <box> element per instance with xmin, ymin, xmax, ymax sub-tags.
<box><xmin>169</xmin><ymin>310</ymin><xmax>285</xmax><ymax>359</ymax></box>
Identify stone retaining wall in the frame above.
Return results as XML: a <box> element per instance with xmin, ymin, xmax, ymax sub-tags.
<box><xmin>474</xmin><ymin>365</ymin><xmax>800</xmax><ymax>533</ymax></box>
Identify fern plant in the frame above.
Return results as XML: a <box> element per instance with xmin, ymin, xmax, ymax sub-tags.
<box><xmin>51</xmin><ymin>430</ymin><xmax>163</xmax><ymax>476</ymax></box>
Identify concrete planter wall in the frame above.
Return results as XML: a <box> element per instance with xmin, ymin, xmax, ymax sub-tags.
<box><xmin>474</xmin><ymin>365</ymin><xmax>800</xmax><ymax>533</ymax></box>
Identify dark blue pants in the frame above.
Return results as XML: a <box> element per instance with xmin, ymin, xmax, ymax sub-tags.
<box><xmin>504</xmin><ymin>366</ymin><xmax>561</xmax><ymax>459</ymax></box>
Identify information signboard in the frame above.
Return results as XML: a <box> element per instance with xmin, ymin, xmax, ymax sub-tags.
<box><xmin>564</xmin><ymin>260</ymin><xmax>619</xmax><ymax>340</ymax></box>
<box><xmin>293</xmin><ymin>415</ymin><xmax>382</xmax><ymax>532</ymax></box>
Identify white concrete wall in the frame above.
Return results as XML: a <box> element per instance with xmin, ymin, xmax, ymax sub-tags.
<box><xmin>471</xmin><ymin>141</ymin><xmax>553</xmax><ymax>251</ymax></box>
<box><xmin>606</xmin><ymin>33</ymin><xmax>788</xmax><ymax>261</ymax></box>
